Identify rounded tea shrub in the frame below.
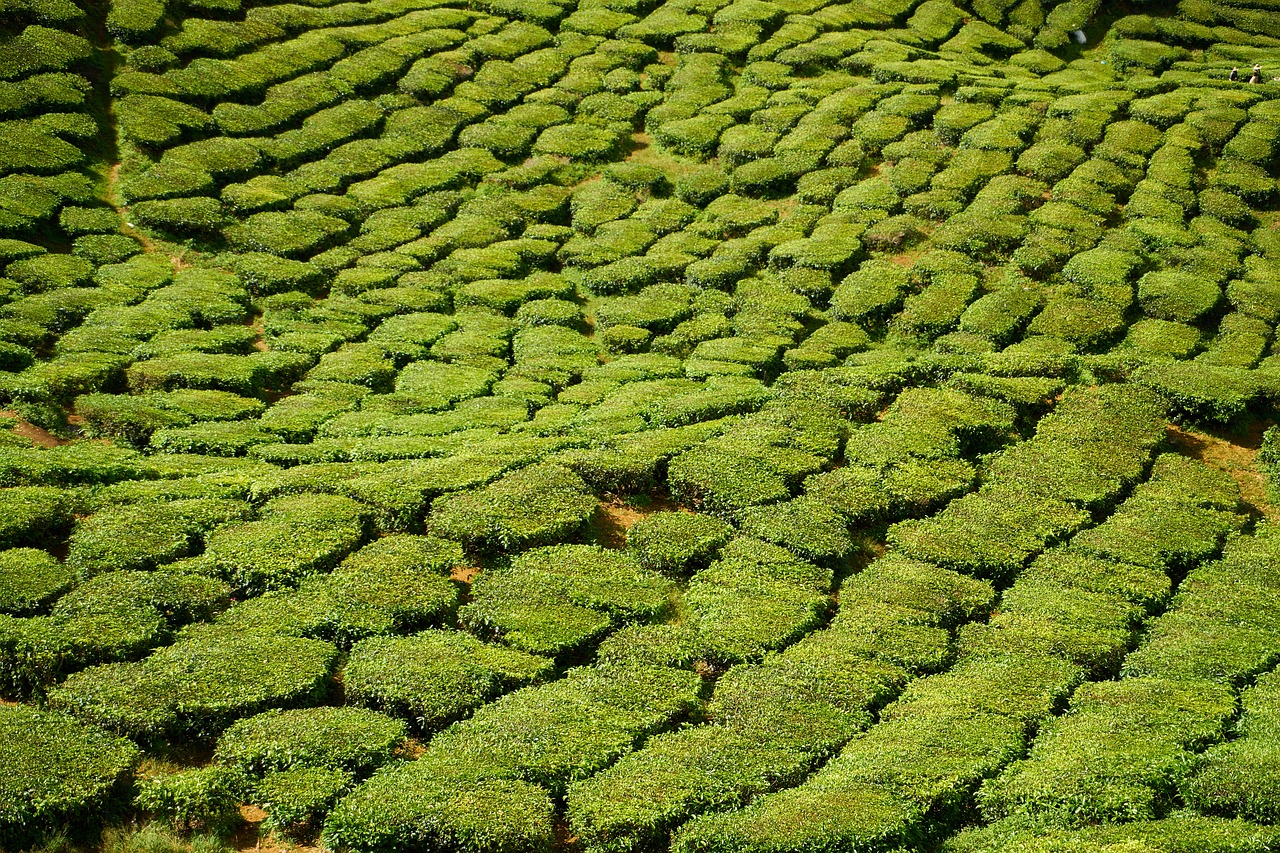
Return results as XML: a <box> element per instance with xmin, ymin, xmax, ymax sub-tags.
<box><xmin>0</xmin><ymin>548</ymin><xmax>74</xmax><ymax>614</ymax></box>
<box><xmin>215</xmin><ymin>706</ymin><xmax>407</xmax><ymax>778</ymax></box>
<box><xmin>0</xmin><ymin>705</ymin><xmax>139</xmax><ymax>848</ymax></box>
<box><xmin>625</xmin><ymin>511</ymin><xmax>734</xmax><ymax>575</ymax></box>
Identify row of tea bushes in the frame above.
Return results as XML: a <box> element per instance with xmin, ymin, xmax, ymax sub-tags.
<box><xmin>566</xmin><ymin>552</ymin><xmax>996</xmax><ymax>853</ymax></box>
<box><xmin>0</xmin><ymin>704</ymin><xmax>139</xmax><ymax>849</ymax></box>
<box><xmin>977</xmin><ymin>521</ymin><xmax>1280</xmax><ymax>830</ymax></box>
<box><xmin>323</xmin><ymin>664</ymin><xmax>702</xmax><ymax>852</ymax></box>
<box><xmin>651</xmin><ymin>388</ymin><xmax>1159</xmax><ymax>843</ymax></box>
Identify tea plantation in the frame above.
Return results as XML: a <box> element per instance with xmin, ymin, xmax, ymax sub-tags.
<box><xmin>2</xmin><ymin>0</ymin><xmax>1280</xmax><ymax>850</ymax></box>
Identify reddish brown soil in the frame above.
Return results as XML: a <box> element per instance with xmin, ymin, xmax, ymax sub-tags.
<box><xmin>450</xmin><ymin>565</ymin><xmax>479</xmax><ymax>583</ymax></box>
<box><xmin>1167</xmin><ymin>421</ymin><xmax>1275</xmax><ymax>520</ymax></box>
<box><xmin>590</xmin><ymin>496</ymin><xmax>690</xmax><ymax>550</ymax></box>
<box><xmin>1</xmin><ymin>410</ymin><xmax>71</xmax><ymax>447</ymax></box>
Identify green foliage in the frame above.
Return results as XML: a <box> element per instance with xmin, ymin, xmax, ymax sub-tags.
<box><xmin>345</xmin><ymin>629</ymin><xmax>553</xmax><ymax>731</ymax></box>
<box><xmin>67</xmin><ymin>498</ymin><xmax>250</xmax><ymax>577</ymax></box>
<box><xmin>1132</xmin><ymin>362</ymin><xmax>1262</xmax><ymax>424</ymax></box>
<box><xmin>255</xmin><ymin>767</ymin><xmax>352</xmax><ymax>838</ymax></box>
<box><xmin>1181</xmin><ymin>671</ymin><xmax>1280</xmax><ymax>822</ymax></box>
<box><xmin>462</xmin><ymin>545</ymin><xmax>674</xmax><ymax>657</ymax></box>
<box><xmin>979</xmin><ymin>678</ymin><xmax>1236</xmax><ymax>825</ymax></box>
<box><xmin>0</xmin><ymin>547</ymin><xmax>73</xmax><ymax>614</ymax></box>
<box><xmin>430</xmin><ymin>464</ymin><xmax>597</xmax><ymax>552</ymax></box>
<box><xmin>215</xmin><ymin>706</ymin><xmax>405</xmax><ymax>778</ymax></box>
<box><xmin>7</xmin><ymin>9</ymin><xmax>1280</xmax><ymax>852</ymax></box>
<box><xmin>48</xmin><ymin>633</ymin><xmax>339</xmax><ymax>743</ymax></box>
<box><xmin>685</xmin><ymin>537</ymin><xmax>832</xmax><ymax>664</ymax></box>
<box><xmin>1137</xmin><ymin>270</ymin><xmax>1222</xmax><ymax>323</ymax></box>
<box><xmin>0</xmin><ymin>486</ymin><xmax>71</xmax><ymax>549</ymax></box>
<box><xmin>0</xmin><ymin>705</ymin><xmax>139</xmax><ymax>848</ymax></box>
<box><xmin>202</xmin><ymin>493</ymin><xmax>368</xmax><ymax>594</ymax></box>
<box><xmin>625</xmin><ymin>511</ymin><xmax>733</xmax><ymax>576</ymax></box>
<box><xmin>326</xmin><ymin>664</ymin><xmax>700</xmax><ymax>853</ymax></box>
<box><xmin>946</xmin><ymin>815</ymin><xmax>1280</xmax><ymax>853</ymax></box>
<box><xmin>135</xmin><ymin>767</ymin><xmax>241</xmax><ymax>833</ymax></box>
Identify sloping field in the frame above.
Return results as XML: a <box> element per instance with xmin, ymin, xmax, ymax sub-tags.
<box><xmin>2</xmin><ymin>0</ymin><xmax>1280</xmax><ymax>851</ymax></box>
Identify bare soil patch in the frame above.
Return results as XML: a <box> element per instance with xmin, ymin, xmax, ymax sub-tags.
<box><xmin>1167</xmin><ymin>421</ymin><xmax>1275</xmax><ymax>520</ymax></box>
<box><xmin>450</xmin><ymin>565</ymin><xmax>479</xmax><ymax>584</ymax></box>
<box><xmin>231</xmin><ymin>805</ymin><xmax>323</xmax><ymax>853</ymax></box>
<box><xmin>590</xmin><ymin>495</ymin><xmax>690</xmax><ymax>550</ymax></box>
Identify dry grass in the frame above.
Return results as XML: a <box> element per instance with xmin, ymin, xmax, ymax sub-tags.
<box><xmin>1167</xmin><ymin>421</ymin><xmax>1275</xmax><ymax>521</ymax></box>
<box><xmin>589</xmin><ymin>496</ymin><xmax>690</xmax><ymax>550</ymax></box>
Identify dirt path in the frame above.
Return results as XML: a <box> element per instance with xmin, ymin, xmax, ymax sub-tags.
<box><xmin>232</xmin><ymin>806</ymin><xmax>324</xmax><ymax>853</ymax></box>
<box><xmin>0</xmin><ymin>410</ymin><xmax>71</xmax><ymax>447</ymax></box>
<box><xmin>1167</xmin><ymin>421</ymin><xmax>1275</xmax><ymax>520</ymax></box>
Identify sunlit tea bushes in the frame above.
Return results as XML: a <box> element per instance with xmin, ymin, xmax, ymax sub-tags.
<box><xmin>4</xmin><ymin>0</ymin><xmax>1280</xmax><ymax>850</ymax></box>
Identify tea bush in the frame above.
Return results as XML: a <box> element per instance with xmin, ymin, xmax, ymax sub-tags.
<box><xmin>0</xmin><ymin>705</ymin><xmax>139</xmax><ymax>848</ymax></box>
<box><xmin>345</xmin><ymin>629</ymin><xmax>553</xmax><ymax>731</ymax></box>
<box><xmin>49</xmin><ymin>633</ymin><xmax>339</xmax><ymax>742</ymax></box>
<box><xmin>215</xmin><ymin>706</ymin><xmax>406</xmax><ymax>778</ymax></box>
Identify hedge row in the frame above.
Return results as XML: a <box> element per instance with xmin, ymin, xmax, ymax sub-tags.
<box><xmin>889</xmin><ymin>385</ymin><xmax>1168</xmax><ymax>581</ymax></box>
<box><xmin>0</xmin><ymin>705</ymin><xmax>139</xmax><ymax>848</ymax></box>
<box><xmin>324</xmin><ymin>665</ymin><xmax>702</xmax><ymax>851</ymax></box>
<box><xmin>973</xmin><ymin>465</ymin><xmax>1259</xmax><ymax>828</ymax></box>
<box><xmin>199</xmin><ymin>533</ymin><xmax>463</xmax><ymax>646</ymax></box>
<box><xmin>462</xmin><ymin>544</ymin><xmax>673</xmax><ymax>658</ymax></box>
<box><xmin>47</xmin><ymin>632</ymin><xmax>340</xmax><ymax>743</ymax></box>
<box><xmin>1182</xmin><ymin>670</ymin><xmax>1280</xmax><ymax>823</ymax></box>
<box><xmin>669</xmin><ymin>654</ymin><xmax>1082</xmax><ymax>852</ymax></box>
<box><xmin>567</xmin><ymin>552</ymin><xmax>995</xmax><ymax>853</ymax></box>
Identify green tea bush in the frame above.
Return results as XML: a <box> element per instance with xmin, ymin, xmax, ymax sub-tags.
<box><xmin>667</xmin><ymin>446</ymin><xmax>791</xmax><ymax>514</ymax></box>
<box><xmin>326</xmin><ymin>772</ymin><xmax>555</xmax><ymax>853</ymax></box>
<box><xmin>255</xmin><ymin>767</ymin><xmax>352</xmax><ymax>838</ymax></box>
<box><xmin>54</xmin><ymin>569</ymin><xmax>229</xmax><ymax>628</ymax></box>
<box><xmin>1137</xmin><ymin>270</ymin><xmax>1222</xmax><ymax>323</ymax></box>
<box><xmin>946</xmin><ymin>815</ymin><xmax>1280</xmax><ymax>853</ymax></box>
<box><xmin>736</xmin><ymin>496</ymin><xmax>856</xmax><ymax>568</ymax></box>
<box><xmin>134</xmin><ymin>766</ymin><xmax>242</xmax><ymax>833</ymax></box>
<box><xmin>567</xmin><ymin>725</ymin><xmax>806</xmax><ymax>853</ymax></box>
<box><xmin>1181</xmin><ymin>671</ymin><xmax>1280</xmax><ymax>822</ymax></box>
<box><xmin>1119</xmin><ymin>529</ymin><xmax>1280</xmax><ymax>685</ymax></box>
<box><xmin>345</xmin><ymin>629</ymin><xmax>553</xmax><ymax>731</ymax></box>
<box><xmin>1026</xmin><ymin>297</ymin><xmax>1126</xmax><ymax>351</ymax></box>
<box><xmin>670</xmin><ymin>654</ymin><xmax>1081</xmax><ymax>853</ymax></box>
<box><xmin>889</xmin><ymin>486</ymin><xmax>1090</xmax><ymax>583</ymax></box>
<box><xmin>829</xmin><ymin>260</ymin><xmax>912</xmax><ymax>326</ymax></box>
<box><xmin>0</xmin><ymin>486</ymin><xmax>71</xmax><ymax>549</ymax></box>
<box><xmin>0</xmin><ymin>705</ymin><xmax>139</xmax><ymax>848</ymax></box>
<box><xmin>625</xmin><ymin>511</ymin><xmax>733</xmax><ymax>575</ymax></box>
<box><xmin>429</xmin><ymin>463</ymin><xmax>597</xmax><ymax>552</ymax></box>
<box><xmin>462</xmin><ymin>544</ymin><xmax>673</xmax><ymax>657</ymax></box>
<box><xmin>202</xmin><ymin>493</ymin><xmax>368</xmax><ymax>594</ymax></box>
<box><xmin>0</xmin><ymin>547</ymin><xmax>72</xmax><ymax>614</ymax></box>
<box><xmin>958</xmin><ymin>286</ymin><xmax>1041</xmax><ymax>346</ymax></box>
<box><xmin>66</xmin><ymin>498</ymin><xmax>249</xmax><ymax>577</ymax></box>
<box><xmin>339</xmin><ymin>663</ymin><xmax>701</xmax><ymax>815</ymax></box>
<box><xmin>1132</xmin><ymin>362</ymin><xmax>1261</xmax><ymax>424</ymax></box>
<box><xmin>533</xmin><ymin>124</ymin><xmax>622</xmax><ymax>160</ymax></box>
<box><xmin>215</xmin><ymin>706</ymin><xmax>406</xmax><ymax>778</ymax></box>
<box><xmin>979</xmin><ymin>678</ymin><xmax>1235</xmax><ymax>825</ymax></box>
<box><xmin>685</xmin><ymin>537</ymin><xmax>832</xmax><ymax>663</ymax></box>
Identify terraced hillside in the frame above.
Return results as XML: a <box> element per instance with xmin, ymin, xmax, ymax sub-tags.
<box><xmin>2</xmin><ymin>0</ymin><xmax>1280</xmax><ymax>851</ymax></box>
